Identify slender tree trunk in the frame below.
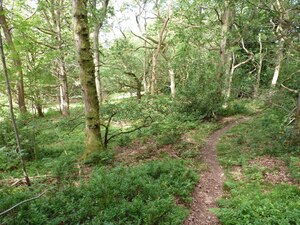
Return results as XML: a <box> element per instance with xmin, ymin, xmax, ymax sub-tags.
<box><xmin>54</xmin><ymin>1</ymin><xmax>70</xmax><ymax>116</ymax></box>
<box><xmin>151</xmin><ymin>17</ymin><xmax>169</xmax><ymax>95</ymax></box>
<box><xmin>137</xmin><ymin>82</ymin><xmax>142</xmax><ymax>101</ymax></box>
<box><xmin>73</xmin><ymin>0</ymin><xmax>102</xmax><ymax>158</ymax></box>
<box><xmin>143</xmin><ymin>40</ymin><xmax>149</xmax><ymax>94</ymax></box>
<box><xmin>93</xmin><ymin>24</ymin><xmax>102</xmax><ymax>103</ymax></box>
<box><xmin>271</xmin><ymin>0</ymin><xmax>289</xmax><ymax>88</ymax></box>
<box><xmin>224</xmin><ymin>52</ymin><xmax>235</xmax><ymax>101</ymax></box>
<box><xmin>151</xmin><ymin>50</ymin><xmax>158</xmax><ymax>95</ymax></box>
<box><xmin>91</xmin><ymin>0</ymin><xmax>109</xmax><ymax>104</ymax></box>
<box><xmin>169</xmin><ymin>67</ymin><xmax>175</xmax><ymax>98</ymax></box>
<box><xmin>0</xmin><ymin>30</ymin><xmax>31</xmax><ymax>186</ymax></box>
<box><xmin>254</xmin><ymin>33</ymin><xmax>263</xmax><ymax>97</ymax></box>
<box><xmin>271</xmin><ymin>36</ymin><xmax>284</xmax><ymax>88</ymax></box>
<box><xmin>0</xmin><ymin>4</ymin><xmax>27</xmax><ymax>113</ymax></box>
<box><xmin>36</xmin><ymin>103</ymin><xmax>44</xmax><ymax>117</ymax></box>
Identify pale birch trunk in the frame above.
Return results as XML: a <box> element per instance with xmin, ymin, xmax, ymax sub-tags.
<box><xmin>271</xmin><ymin>36</ymin><xmax>284</xmax><ymax>88</ymax></box>
<box><xmin>169</xmin><ymin>67</ymin><xmax>175</xmax><ymax>98</ymax></box>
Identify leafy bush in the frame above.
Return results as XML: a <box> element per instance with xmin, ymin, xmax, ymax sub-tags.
<box><xmin>1</xmin><ymin>159</ymin><xmax>198</xmax><ymax>225</ymax></box>
<box><xmin>215</xmin><ymin>184</ymin><xmax>300</xmax><ymax>225</ymax></box>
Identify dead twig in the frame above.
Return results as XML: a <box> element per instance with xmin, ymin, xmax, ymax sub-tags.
<box><xmin>0</xmin><ymin>190</ymin><xmax>48</xmax><ymax>216</ymax></box>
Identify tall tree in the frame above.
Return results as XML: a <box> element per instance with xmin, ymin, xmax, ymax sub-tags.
<box><xmin>90</xmin><ymin>0</ymin><xmax>109</xmax><ymax>104</ymax></box>
<box><xmin>73</xmin><ymin>0</ymin><xmax>102</xmax><ymax>158</ymax></box>
<box><xmin>0</xmin><ymin>1</ymin><xmax>27</xmax><ymax>112</ymax></box>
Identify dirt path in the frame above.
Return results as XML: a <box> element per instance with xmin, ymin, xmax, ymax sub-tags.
<box><xmin>184</xmin><ymin>118</ymin><xmax>249</xmax><ymax>225</ymax></box>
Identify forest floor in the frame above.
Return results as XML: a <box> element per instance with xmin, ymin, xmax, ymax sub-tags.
<box><xmin>184</xmin><ymin>117</ymin><xmax>250</xmax><ymax>225</ymax></box>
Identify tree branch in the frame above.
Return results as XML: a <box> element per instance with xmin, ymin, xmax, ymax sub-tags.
<box><xmin>0</xmin><ymin>190</ymin><xmax>48</xmax><ymax>216</ymax></box>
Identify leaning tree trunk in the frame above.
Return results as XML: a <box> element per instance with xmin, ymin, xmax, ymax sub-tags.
<box><xmin>73</xmin><ymin>0</ymin><xmax>102</xmax><ymax>158</ymax></box>
<box><xmin>0</xmin><ymin>4</ymin><xmax>27</xmax><ymax>113</ymax></box>
<box><xmin>0</xmin><ymin>29</ymin><xmax>31</xmax><ymax>186</ymax></box>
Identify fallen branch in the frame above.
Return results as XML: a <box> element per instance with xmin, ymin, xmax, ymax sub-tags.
<box><xmin>0</xmin><ymin>190</ymin><xmax>48</xmax><ymax>216</ymax></box>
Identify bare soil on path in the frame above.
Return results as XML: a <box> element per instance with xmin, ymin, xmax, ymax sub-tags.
<box><xmin>184</xmin><ymin>118</ymin><xmax>249</xmax><ymax>225</ymax></box>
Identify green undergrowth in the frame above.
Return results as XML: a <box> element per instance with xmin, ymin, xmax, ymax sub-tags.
<box><xmin>216</xmin><ymin>107</ymin><xmax>300</xmax><ymax>225</ymax></box>
<box><xmin>0</xmin><ymin>159</ymin><xmax>198</xmax><ymax>225</ymax></box>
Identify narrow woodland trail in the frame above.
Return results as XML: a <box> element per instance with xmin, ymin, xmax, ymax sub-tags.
<box><xmin>184</xmin><ymin>118</ymin><xmax>249</xmax><ymax>225</ymax></box>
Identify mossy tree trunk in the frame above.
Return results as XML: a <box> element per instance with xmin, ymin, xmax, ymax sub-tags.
<box><xmin>72</xmin><ymin>0</ymin><xmax>103</xmax><ymax>158</ymax></box>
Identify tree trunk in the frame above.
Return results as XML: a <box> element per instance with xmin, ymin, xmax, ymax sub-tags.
<box><xmin>219</xmin><ymin>1</ymin><xmax>233</xmax><ymax>104</ymax></box>
<box><xmin>0</xmin><ymin>5</ymin><xmax>27</xmax><ymax>113</ymax></box>
<box><xmin>219</xmin><ymin>1</ymin><xmax>232</xmax><ymax>78</ymax></box>
<box><xmin>0</xmin><ymin>30</ymin><xmax>31</xmax><ymax>186</ymax></box>
<box><xmin>91</xmin><ymin>0</ymin><xmax>109</xmax><ymax>104</ymax></box>
<box><xmin>93</xmin><ymin>24</ymin><xmax>103</xmax><ymax>104</ymax></box>
<box><xmin>137</xmin><ymin>82</ymin><xmax>142</xmax><ymax>101</ymax></box>
<box><xmin>73</xmin><ymin>0</ymin><xmax>102</xmax><ymax>158</ymax></box>
<box><xmin>271</xmin><ymin>36</ymin><xmax>284</xmax><ymax>88</ymax></box>
<box><xmin>271</xmin><ymin>0</ymin><xmax>289</xmax><ymax>88</ymax></box>
<box><xmin>151</xmin><ymin>50</ymin><xmax>158</xmax><ymax>95</ymax></box>
<box><xmin>151</xmin><ymin>17</ymin><xmax>170</xmax><ymax>95</ymax></box>
<box><xmin>224</xmin><ymin>52</ymin><xmax>234</xmax><ymax>102</ymax></box>
<box><xmin>36</xmin><ymin>103</ymin><xmax>44</xmax><ymax>117</ymax></box>
<box><xmin>53</xmin><ymin>1</ymin><xmax>70</xmax><ymax>116</ymax></box>
<box><xmin>143</xmin><ymin>40</ymin><xmax>149</xmax><ymax>94</ymax></box>
<box><xmin>169</xmin><ymin>67</ymin><xmax>175</xmax><ymax>98</ymax></box>
<box><xmin>254</xmin><ymin>33</ymin><xmax>263</xmax><ymax>97</ymax></box>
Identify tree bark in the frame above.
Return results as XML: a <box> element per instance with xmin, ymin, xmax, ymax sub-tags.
<box><xmin>0</xmin><ymin>29</ymin><xmax>31</xmax><ymax>186</ymax></box>
<box><xmin>0</xmin><ymin>4</ymin><xmax>27</xmax><ymax>113</ymax></box>
<box><xmin>254</xmin><ymin>33</ymin><xmax>264</xmax><ymax>97</ymax></box>
<box><xmin>91</xmin><ymin>0</ymin><xmax>109</xmax><ymax>104</ymax></box>
<box><xmin>93</xmin><ymin>24</ymin><xmax>102</xmax><ymax>103</ymax></box>
<box><xmin>271</xmin><ymin>36</ymin><xmax>284</xmax><ymax>87</ymax></box>
<box><xmin>73</xmin><ymin>0</ymin><xmax>102</xmax><ymax>158</ymax></box>
<box><xmin>219</xmin><ymin>1</ymin><xmax>234</xmax><ymax>104</ymax></box>
<box><xmin>35</xmin><ymin>102</ymin><xmax>44</xmax><ymax>117</ymax></box>
<box><xmin>271</xmin><ymin>0</ymin><xmax>289</xmax><ymax>88</ymax></box>
<box><xmin>151</xmin><ymin>17</ymin><xmax>169</xmax><ymax>95</ymax></box>
<box><xmin>169</xmin><ymin>67</ymin><xmax>175</xmax><ymax>98</ymax></box>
